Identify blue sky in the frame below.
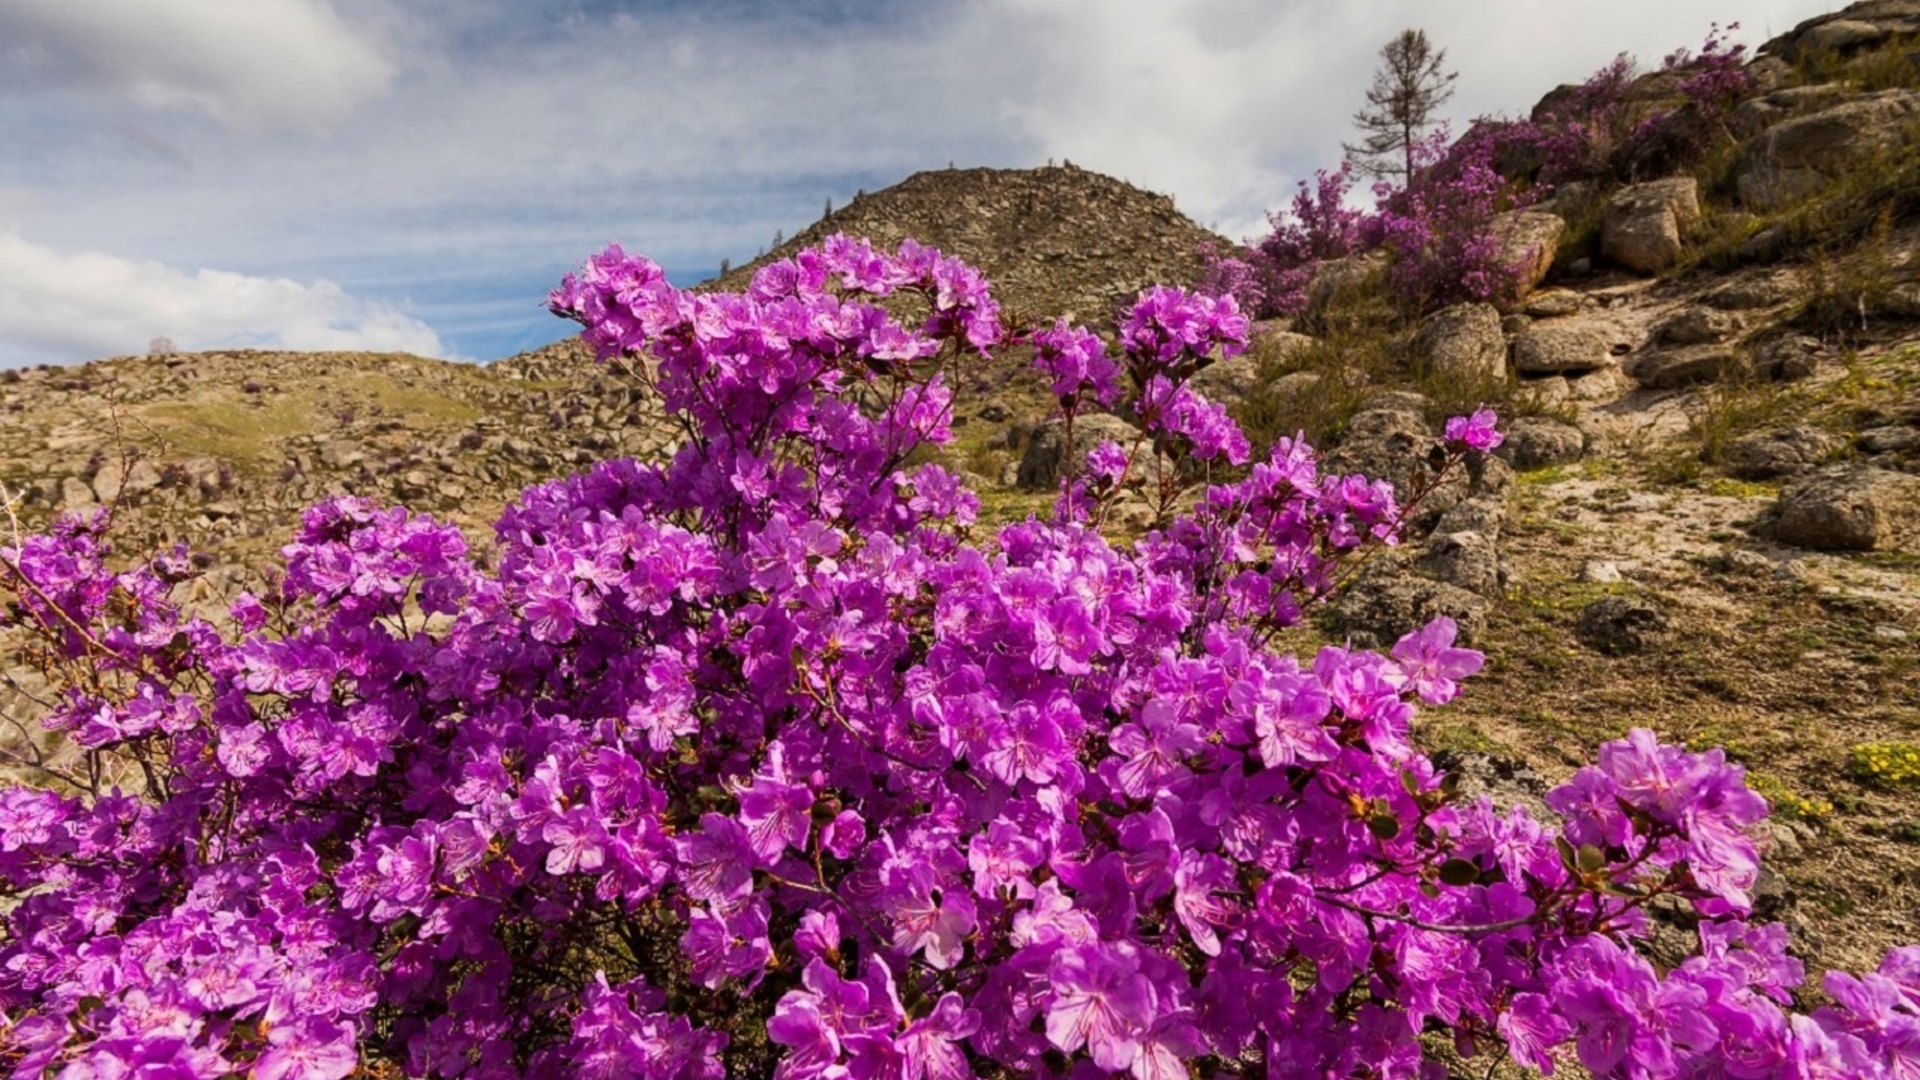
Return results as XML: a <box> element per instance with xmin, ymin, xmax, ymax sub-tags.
<box><xmin>0</xmin><ymin>0</ymin><xmax>1840</xmax><ymax>366</ymax></box>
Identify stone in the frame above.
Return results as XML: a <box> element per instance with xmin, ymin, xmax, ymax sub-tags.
<box><xmin>1575</xmin><ymin>596</ymin><xmax>1668</xmax><ymax>656</ymax></box>
<box><xmin>1658</xmin><ymin>307</ymin><xmax>1744</xmax><ymax>346</ymax></box>
<box><xmin>1265</xmin><ymin>370</ymin><xmax>1322</xmax><ymax>402</ymax></box>
<box><xmin>1324</xmin><ymin>407</ymin><xmax>1446</xmax><ymax>506</ymax></box>
<box><xmin>320</xmin><ymin>440</ymin><xmax>366</xmax><ymax>468</ymax></box>
<box><xmin>1602</xmin><ymin>178</ymin><xmax>1701</xmax><ymax>274</ymax></box>
<box><xmin>1736</xmin><ymin>91</ymin><xmax>1920</xmax><ymax>209</ymax></box>
<box><xmin>1512</xmin><ymin>324</ymin><xmax>1610</xmax><ymax>375</ymax></box>
<box><xmin>1763</xmin><ymin>464</ymin><xmax>1920</xmax><ymax>552</ymax></box>
<box><xmin>1497</xmin><ymin>418</ymin><xmax>1586</xmax><ymax>470</ymax></box>
<box><xmin>1726</xmin><ymin>427</ymin><xmax>1840</xmax><ymax>480</ymax></box>
<box><xmin>1253</xmin><ymin>330</ymin><xmax>1318</xmax><ymax>362</ymax></box>
<box><xmin>1734</xmin><ymin>84</ymin><xmax>1851</xmax><ymax>132</ymax></box>
<box><xmin>1187</xmin><ymin>355</ymin><xmax>1262</xmax><ymax>408</ymax></box>
<box><xmin>1523</xmin><ymin>290</ymin><xmax>1586</xmax><ymax>318</ymax></box>
<box><xmin>1515</xmin><ymin>376</ymin><xmax>1572</xmax><ymax>409</ymax></box>
<box><xmin>1859</xmin><ymin>425</ymin><xmax>1920</xmax><ymax>454</ymax></box>
<box><xmin>1580</xmin><ymin>560</ymin><xmax>1625</xmax><ymax>584</ymax></box>
<box><xmin>1432</xmin><ymin>496</ymin><xmax>1506</xmax><ymax>540</ymax></box>
<box><xmin>1323</xmin><ymin>561</ymin><xmax>1491</xmax><ymax>649</ymax></box>
<box><xmin>1749</xmin><ymin>335</ymin><xmax>1824</xmax><ymax>381</ymax></box>
<box><xmin>1417</xmin><ymin>530</ymin><xmax>1503</xmax><ymax>596</ymax></box>
<box><xmin>1801</xmin><ymin>19</ymin><xmax>1894</xmax><ymax>55</ymax></box>
<box><xmin>90</xmin><ymin>460</ymin><xmax>127</xmax><ymax>503</ymax></box>
<box><xmin>1014</xmin><ymin>413</ymin><xmax>1144</xmax><ymax>490</ymax></box>
<box><xmin>59</xmin><ymin>476</ymin><xmax>95</xmax><ymax>510</ymax></box>
<box><xmin>1488</xmin><ymin>210</ymin><xmax>1565</xmax><ymax>300</ymax></box>
<box><xmin>1358</xmin><ymin>390</ymin><xmax>1433</xmax><ymax>417</ymax></box>
<box><xmin>1704</xmin><ymin>272</ymin><xmax>1803</xmax><ymax>310</ymax></box>
<box><xmin>1414</xmin><ymin>303</ymin><xmax>1506</xmax><ymax>382</ymax></box>
<box><xmin>1632</xmin><ymin>346</ymin><xmax>1737</xmax><ymax>389</ymax></box>
<box><xmin>1569</xmin><ymin>367</ymin><xmax>1628</xmax><ymax>401</ymax></box>
<box><xmin>1303</xmin><ymin>251</ymin><xmax>1388</xmax><ymax>315</ymax></box>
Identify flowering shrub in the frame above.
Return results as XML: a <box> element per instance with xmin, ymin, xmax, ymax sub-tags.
<box><xmin>1200</xmin><ymin>165</ymin><xmax>1372</xmax><ymax>319</ymax></box>
<box><xmin>1494</xmin><ymin>24</ymin><xmax>1755</xmax><ymax>193</ymax></box>
<box><xmin>4</xmin><ymin>236</ymin><xmax>1919</xmax><ymax>1079</ymax></box>
<box><xmin>1368</xmin><ymin>126</ymin><xmax>1537</xmax><ymax>313</ymax></box>
<box><xmin>1202</xmin><ymin>136</ymin><xmax>1535</xmax><ymax>318</ymax></box>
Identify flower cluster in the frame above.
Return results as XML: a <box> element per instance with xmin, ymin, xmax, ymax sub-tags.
<box><xmin>3</xmin><ymin>237</ymin><xmax>1916</xmax><ymax>1080</ymax></box>
<box><xmin>1199</xmin><ymin>166</ymin><xmax>1372</xmax><ymax>319</ymax></box>
<box><xmin>1368</xmin><ymin>124</ymin><xmax>1538</xmax><ymax>313</ymax></box>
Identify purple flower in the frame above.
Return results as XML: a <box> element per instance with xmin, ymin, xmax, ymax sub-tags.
<box><xmin>897</xmin><ymin>992</ymin><xmax>980</xmax><ymax>1080</ymax></box>
<box><xmin>254</xmin><ymin>1018</ymin><xmax>359</xmax><ymax>1080</ymax></box>
<box><xmin>676</xmin><ymin>813</ymin><xmax>755</xmax><ymax>903</ymax></box>
<box><xmin>738</xmin><ymin>776</ymin><xmax>814</xmax><ymax>863</ymax></box>
<box><xmin>1443</xmin><ymin>408</ymin><xmax>1503</xmax><ymax>452</ymax></box>
<box><xmin>1045</xmin><ymin>943</ymin><xmax>1156</xmax><ymax>1072</ymax></box>
<box><xmin>1389</xmin><ymin>616</ymin><xmax>1484</xmax><ymax>705</ymax></box>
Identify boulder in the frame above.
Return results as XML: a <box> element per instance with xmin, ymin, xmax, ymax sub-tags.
<box><xmin>1488</xmin><ymin>210</ymin><xmax>1565</xmax><ymax>299</ymax></box>
<box><xmin>1255</xmin><ymin>330</ymin><xmax>1318</xmax><ymax>360</ymax></box>
<box><xmin>1733</xmin><ymin>84</ymin><xmax>1851</xmax><ymax>133</ymax></box>
<box><xmin>1417</xmin><ymin>530</ymin><xmax>1504</xmax><ymax>596</ymax></box>
<box><xmin>59</xmin><ymin>476</ymin><xmax>95</xmax><ymax>510</ymax></box>
<box><xmin>1763</xmin><ymin>464</ymin><xmax>1920</xmax><ymax>551</ymax></box>
<box><xmin>1265</xmin><ymin>370</ymin><xmax>1323</xmax><ymax>403</ymax></box>
<box><xmin>1764</xmin><ymin>5</ymin><xmax>1920</xmax><ymax>63</ymax></box>
<box><xmin>1414</xmin><ymin>303</ymin><xmax>1506</xmax><ymax>382</ymax></box>
<box><xmin>1187</xmin><ymin>332</ymin><xmax>1314</xmax><ymax>408</ymax></box>
<box><xmin>1802</xmin><ymin>19</ymin><xmax>1898</xmax><ymax>55</ymax></box>
<box><xmin>1658</xmin><ymin>307</ymin><xmax>1744</xmax><ymax>346</ymax></box>
<box><xmin>1523</xmin><ymin>290</ymin><xmax>1587</xmax><ymax>318</ymax></box>
<box><xmin>1512</xmin><ymin>324</ymin><xmax>1611</xmax><ymax>375</ymax></box>
<box><xmin>1323</xmin><ymin>561</ymin><xmax>1491</xmax><ymax>649</ymax></box>
<box><xmin>89</xmin><ymin>458</ymin><xmax>162</xmax><ymax>504</ymax></box>
<box><xmin>1496</xmin><ymin>418</ymin><xmax>1586</xmax><ymax>470</ymax></box>
<box><xmin>1749</xmin><ymin>336</ymin><xmax>1825</xmax><ymax>382</ymax></box>
<box><xmin>1015</xmin><ymin>413</ymin><xmax>1144</xmax><ymax>490</ymax></box>
<box><xmin>1601</xmin><ymin>178</ymin><xmax>1701</xmax><ymax>274</ymax></box>
<box><xmin>1736</xmin><ymin>91</ymin><xmax>1920</xmax><ymax>209</ymax></box>
<box><xmin>1432</xmin><ymin>496</ymin><xmax>1507</xmax><ymax>540</ymax></box>
<box><xmin>1632</xmin><ymin>346</ymin><xmax>1737</xmax><ymax>389</ymax></box>
<box><xmin>1575</xmin><ymin>596</ymin><xmax>1669</xmax><ymax>656</ymax></box>
<box><xmin>1704</xmin><ymin>272</ymin><xmax>1803</xmax><ymax>310</ymax></box>
<box><xmin>1725</xmin><ymin>427</ymin><xmax>1840</xmax><ymax>480</ymax></box>
<box><xmin>1187</xmin><ymin>355</ymin><xmax>1262</xmax><ymax>408</ymax></box>
<box><xmin>1516</xmin><ymin>376</ymin><xmax>1572</xmax><ymax>409</ymax></box>
<box><xmin>1569</xmin><ymin>367</ymin><xmax>1629</xmax><ymax>401</ymax></box>
<box><xmin>1860</xmin><ymin>425</ymin><xmax>1920</xmax><ymax>454</ymax></box>
<box><xmin>1303</xmin><ymin>252</ymin><xmax>1388</xmax><ymax>315</ymax></box>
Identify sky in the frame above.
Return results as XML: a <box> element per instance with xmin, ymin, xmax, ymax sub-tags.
<box><xmin>0</xmin><ymin>0</ymin><xmax>1844</xmax><ymax>367</ymax></box>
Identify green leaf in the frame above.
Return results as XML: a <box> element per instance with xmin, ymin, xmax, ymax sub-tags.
<box><xmin>1438</xmin><ymin>858</ymin><xmax>1480</xmax><ymax>887</ymax></box>
<box><xmin>1367</xmin><ymin>813</ymin><xmax>1402</xmax><ymax>841</ymax></box>
<box><xmin>1576</xmin><ymin>844</ymin><xmax>1607</xmax><ymax>874</ymax></box>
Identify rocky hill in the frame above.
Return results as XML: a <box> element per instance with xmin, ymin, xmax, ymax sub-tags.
<box><xmin>709</xmin><ymin>163</ymin><xmax>1224</xmax><ymax>323</ymax></box>
<box><xmin>4</xmin><ymin>0</ymin><xmax>1920</xmax><ymax>998</ymax></box>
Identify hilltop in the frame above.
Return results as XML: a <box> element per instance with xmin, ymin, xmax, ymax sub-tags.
<box><xmin>708</xmin><ymin>163</ymin><xmax>1224</xmax><ymax>323</ymax></box>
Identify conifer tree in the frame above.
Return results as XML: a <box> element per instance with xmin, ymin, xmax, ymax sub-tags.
<box><xmin>1344</xmin><ymin>29</ymin><xmax>1458</xmax><ymax>186</ymax></box>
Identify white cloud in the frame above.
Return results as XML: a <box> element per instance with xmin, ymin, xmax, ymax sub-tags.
<box><xmin>0</xmin><ymin>0</ymin><xmax>1847</xmax><ymax>361</ymax></box>
<box><xmin>972</xmin><ymin>0</ymin><xmax>1837</xmax><ymax>239</ymax></box>
<box><xmin>0</xmin><ymin>0</ymin><xmax>394</xmax><ymax>131</ymax></box>
<box><xmin>0</xmin><ymin>232</ymin><xmax>447</xmax><ymax>366</ymax></box>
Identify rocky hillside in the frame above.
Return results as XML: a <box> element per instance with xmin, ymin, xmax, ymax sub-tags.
<box><xmin>708</xmin><ymin>163</ymin><xmax>1224</xmax><ymax>323</ymax></box>
<box><xmin>3</xmin><ymin>0</ymin><xmax>1920</xmax><ymax>999</ymax></box>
